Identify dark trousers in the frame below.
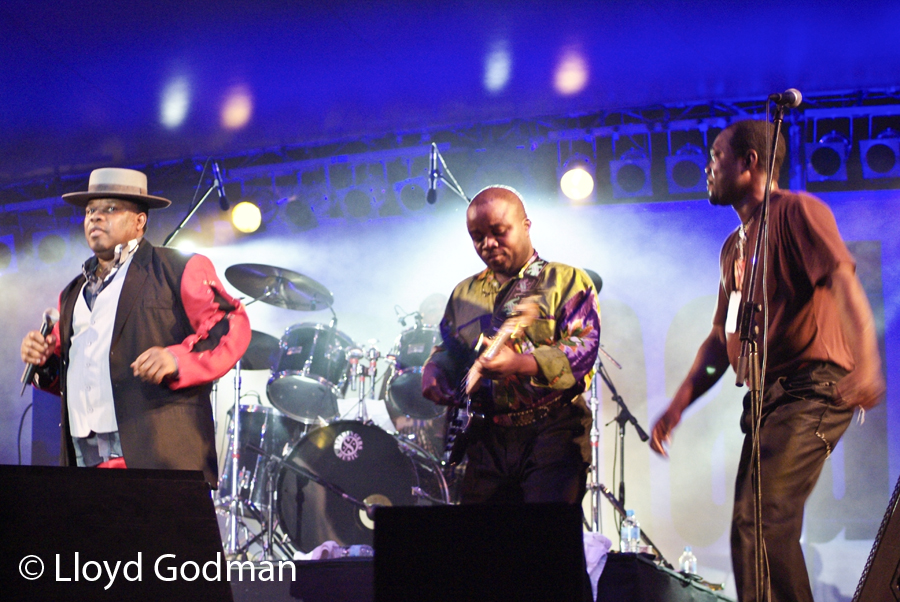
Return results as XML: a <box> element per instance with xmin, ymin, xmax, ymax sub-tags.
<box><xmin>459</xmin><ymin>396</ymin><xmax>592</xmax><ymax>505</ymax></box>
<box><xmin>731</xmin><ymin>363</ymin><xmax>853</xmax><ymax>602</ymax></box>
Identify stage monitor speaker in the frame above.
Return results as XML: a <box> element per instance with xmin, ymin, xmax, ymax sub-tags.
<box><xmin>373</xmin><ymin>502</ymin><xmax>586</xmax><ymax>602</ymax></box>
<box><xmin>0</xmin><ymin>465</ymin><xmax>232</xmax><ymax>602</ymax></box>
<box><xmin>853</xmin><ymin>473</ymin><xmax>900</xmax><ymax>602</ymax></box>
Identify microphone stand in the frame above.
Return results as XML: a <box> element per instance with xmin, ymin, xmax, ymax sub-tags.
<box><xmin>429</xmin><ymin>142</ymin><xmax>471</xmax><ymax>204</ymax></box>
<box><xmin>733</xmin><ymin>101</ymin><xmax>789</xmax><ymax>602</ymax></box>
<box><xmin>596</xmin><ymin>347</ymin><xmax>648</xmax><ymax>511</ymax></box>
<box><xmin>162</xmin><ymin>170</ymin><xmax>218</xmax><ymax>247</ymax></box>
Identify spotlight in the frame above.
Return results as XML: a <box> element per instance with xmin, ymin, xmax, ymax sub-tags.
<box><xmin>395</xmin><ymin>178</ymin><xmax>428</xmax><ymax>212</ymax></box>
<box><xmin>860</xmin><ymin>128</ymin><xmax>900</xmax><ymax>179</ymax></box>
<box><xmin>559</xmin><ymin>154</ymin><xmax>594</xmax><ymax>202</ymax></box>
<box><xmin>341</xmin><ymin>188</ymin><xmax>374</xmax><ymax>219</ymax></box>
<box><xmin>0</xmin><ymin>233</ymin><xmax>17</xmax><ymax>275</ymax></box>
<box><xmin>665</xmin><ymin>144</ymin><xmax>707</xmax><ymax>194</ymax></box>
<box><xmin>33</xmin><ymin>231</ymin><xmax>69</xmax><ymax>265</ymax></box>
<box><xmin>284</xmin><ymin>199</ymin><xmax>318</xmax><ymax>231</ymax></box>
<box><xmin>610</xmin><ymin>148</ymin><xmax>652</xmax><ymax>198</ymax></box>
<box><xmin>806</xmin><ymin>130</ymin><xmax>849</xmax><ymax>182</ymax></box>
<box><xmin>231</xmin><ymin>201</ymin><xmax>262</xmax><ymax>233</ymax></box>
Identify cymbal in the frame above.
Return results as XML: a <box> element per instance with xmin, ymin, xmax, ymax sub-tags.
<box><xmin>225</xmin><ymin>264</ymin><xmax>333</xmax><ymax>311</ymax></box>
<box><xmin>241</xmin><ymin>330</ymin><xmax>280</xmax><ymax>370</ymax></box>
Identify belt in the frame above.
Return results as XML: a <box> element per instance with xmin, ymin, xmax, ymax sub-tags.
<box><xmin>482</xmin><ymin>396</ymin><xmax>569</xmax><ymax>427</ymax></box>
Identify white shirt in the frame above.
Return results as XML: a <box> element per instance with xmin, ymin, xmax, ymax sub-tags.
<box><xmin>66</xmin><ymin>253</ymin><xmax>134</xmax><ymax>437</ymax></box>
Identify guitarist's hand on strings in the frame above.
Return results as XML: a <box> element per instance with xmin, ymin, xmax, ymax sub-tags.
<box><xmin>468</xmin><ymin>345</ymin><xmax>538</xmax><ymax>393</ymax></box>
<box><xmin>421</xmin><ymin>361</ymin><xmax>457</xmax><ymax>405</ymax></box>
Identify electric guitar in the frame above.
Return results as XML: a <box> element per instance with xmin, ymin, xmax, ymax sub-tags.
<box><xmin>441</xmin><ymin>299</ymin><xmax>539</xmax><ymax>471</ymax></box>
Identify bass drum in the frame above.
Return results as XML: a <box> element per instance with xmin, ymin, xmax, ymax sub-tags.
<box><xmin>276</xmin><ymin>421</ymin><xmax>448</xmax><ymax>552</ymax></box>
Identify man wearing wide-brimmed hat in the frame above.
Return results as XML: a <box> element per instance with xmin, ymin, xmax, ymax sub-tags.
<box><xmin>20</xmin><ymin>167</ymin><xmax>251</xmax><ymax>485</ymax></box>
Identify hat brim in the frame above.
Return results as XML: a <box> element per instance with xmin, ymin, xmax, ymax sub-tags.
<box><xmin>62</xmin><ymin>191</ymin><xmax>172</xmax><ymax>209</ymax></box>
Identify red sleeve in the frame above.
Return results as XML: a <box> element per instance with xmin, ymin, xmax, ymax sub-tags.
<box><xmin>166</xmin><ymin>254</ymin><xmax>251</xmax><ymax>389</ymax></box>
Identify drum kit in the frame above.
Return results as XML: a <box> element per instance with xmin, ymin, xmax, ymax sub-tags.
<box><xmin>216</xmin><ymin>263</ymin><xmax>451</xmax><ymax>560</ymax></box>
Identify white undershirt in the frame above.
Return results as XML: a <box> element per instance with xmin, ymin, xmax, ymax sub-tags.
<box><xmin>66</xmin><ymin>253</ymin><xmax>134</xmax><ymax>437</ymax></box>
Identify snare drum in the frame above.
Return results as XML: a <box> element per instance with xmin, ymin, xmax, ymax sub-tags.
<box><xmin>385</xmin><ymin>325</ymin><xmax>443</xmax><ymax>420</ymax></box>
<box><xmin>276</xmin><ymin>420</ymin><xmax>449</xmax><ymax>552</ymax></box>
<box><xmin>268</xmin><ymin>323</ymin><xmax>354</xmax><ymax>424</ymax></box>
<box><xmin>218</xmin><ymin>404</ymin><xmax>300</xmax><ymax>510</ymax></box>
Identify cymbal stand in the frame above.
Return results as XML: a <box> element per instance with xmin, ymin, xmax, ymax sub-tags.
<box><xmin>223</xmin><ymin>358</ymin><xmax>245</xmax><ymax>556</ymax></box>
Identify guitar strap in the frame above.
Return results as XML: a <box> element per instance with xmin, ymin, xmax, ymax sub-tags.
<box><xmin>489</xmin><ymin>255</ymin><xmax>547</xmax><ymax>334</ymax></box>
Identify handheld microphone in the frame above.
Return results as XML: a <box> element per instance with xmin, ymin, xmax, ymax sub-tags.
<box><xmin>212</xmin><ymin>162</ymin><xmax>230</xmax><ymax>211</ymax></box>
<box><xmin>21</xmin><ymin>308</ymin><xmax>60</xmax><ymax>395</ymax></box>
<box><xmin>426</xmin><ymin>143</ymin><xmax>439</xmax><ymax>204</ymax></box>
<box><xmin>768</xmin><ymin>88</ymin><xmax>802</xmax><ymax>108</ymax></box>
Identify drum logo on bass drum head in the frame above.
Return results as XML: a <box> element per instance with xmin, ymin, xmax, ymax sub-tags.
<box><xmin>333</xmin><ymin>430</ymin><xmax>364</xmax><ymax>461</ymax></box>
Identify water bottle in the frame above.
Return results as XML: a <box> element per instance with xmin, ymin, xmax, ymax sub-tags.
<box><xmin>678</xmin><ymin>545</ymin><xmax>697</xmax><ymax>574</ymax></box>
<box><xmin>619</xmin><ymin>509</ymin><xmax>640</xmax><ymax>553</ymax></box>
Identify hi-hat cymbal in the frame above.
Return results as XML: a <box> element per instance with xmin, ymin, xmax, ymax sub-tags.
<box><xmin>241</xmin><ymin>330</ymin><xmax>280</xmax><ymax>370</ymax></box>
<box><xmin>225</xmin><ymin>264</ymin><xmax>333</xmax><ymax>311</ymax></box>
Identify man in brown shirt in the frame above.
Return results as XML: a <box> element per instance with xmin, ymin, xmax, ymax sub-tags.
<box><xmin>650</xmin><ymin>120</ymin><xmax>884</xmax><ymax>602</ymax></box>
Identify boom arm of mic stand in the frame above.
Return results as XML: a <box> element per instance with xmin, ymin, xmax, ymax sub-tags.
<box><xmin>597</xmin><ymin>361</ymin><xmax>649</xmax><ymax>442</ymax></box>
<box><xmin>433</xmin><ymin>146</ymin><xmax>471</xmax><ymax>204</ymax></box>
<box><xmin>162</xmin><ymin>185</ymin><xmax>217</xmax><ymax>247</ymax></box>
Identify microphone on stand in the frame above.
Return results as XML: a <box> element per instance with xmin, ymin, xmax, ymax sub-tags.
<box><xmin>426</xmin><ymin>143</ymin><xmax>439</xmax><ymax>205</ymax></box>
<box><xmin>768</xmin><ymin>88</ymin><xmax>802</xmax><ymax>108</ymax></box>
<box><xmin>21</xmin><ymin>308</ymin><xmax>60</xmax><ymax>395</ymax></box>
<box><xmin>347</xmin><ymin>348</ymin><xmax>364</xmax><ymax>391</ymax></box>
<box><xmin>212</xmin><ymin>162</ymin><xmax>230</xmax><ymax>211</ymax></box>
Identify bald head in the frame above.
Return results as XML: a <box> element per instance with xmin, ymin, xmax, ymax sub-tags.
<box><xmin>466</xmin><ymin>185</ymin><xmax>534</xmax><ymax>281</ymax></box>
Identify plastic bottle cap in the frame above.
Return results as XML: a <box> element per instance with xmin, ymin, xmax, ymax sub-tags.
<box><xmin>626</xmin><ymin>509</ymin><xmax>634</xmax><ymax>517</ymax></box>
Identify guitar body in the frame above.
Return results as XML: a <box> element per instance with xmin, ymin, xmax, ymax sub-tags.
<box><xmin>439</xmin><ymin>297</ymin><xmax>539</xmax><ymax>479</ymax></box>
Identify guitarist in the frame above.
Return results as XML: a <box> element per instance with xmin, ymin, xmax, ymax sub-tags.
<box><xmin>421</xmin><ymin>185</ymin><xmax>600</xmax><ymax>505</ymax></box>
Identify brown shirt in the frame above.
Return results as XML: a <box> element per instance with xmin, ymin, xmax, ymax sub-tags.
<box><xmin>713</xmin><ymin>190</ymin><xmax>856</xmax><ymax>377</ymax></box>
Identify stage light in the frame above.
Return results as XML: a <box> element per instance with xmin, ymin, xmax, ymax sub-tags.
<box><xmin>221</xmin><ymin>84</ymin><xmax>253</xmax><ymax>130</ymax></box>
<box><xmin>0</xmin><ymin>233</ymin><xmax>17</xmax><ymax>275</ymax></box>
<box><xmin>284</xmin><ymin>199</ymin><xmax>318</xmax><ymax>231</ymax></box>
<box><xmin>806</xmin><ymin>130</ymin><xmax>849</xmax><ymax>182</ymax></box>
<box><xmin>160</xmin><ymin>76</ymin><xmax>190</xmax><ymax>129</ymax></box>
<box><xmin>231</xmin><ymin>201</ymin><xmax>262</xmax><ymax>233</ymax></box>
<box><xmin>610</xmin><ymin>148</ymin><xmax>653</xmax><ymax>198</ymax></box>
<box><xmin>554</xmin><ymin>48</ymin><xmax>588</xmax><ymax>96</ymax></box>
<box><xmin>342</xmin><ymin>188</ymin><xmax>374</xmax><ymax>219</ymax></box>
<box><xmin>665</xmin><ymin>143</ymin><xmax>707</xmax><ymax>194</ymax></box>
<box><xmin>33</xmin><ymin>231</ymin><xmax>69</xmax><ymax>265</ymax></box>
<box><xmin>484</xmin><ymin>40</ymin><xmax>511</xmax><ymax>93</ymax></box>
<box><xmin>860</xmin><ymin>128</ymin><xmax>900</xmax><ymax>179</ymax></box>
<box><xmin>558</xmin><ymin>155</ymin><xmax>594</xmax><ymax>201</ymax></box>
<box><xmin>395</xmin><ymin>178</ymin><xmax>428</xmax><ymax>212</ymax></box>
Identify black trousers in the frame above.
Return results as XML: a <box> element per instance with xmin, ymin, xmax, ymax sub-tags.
<box><xmin>731</xmin><ymin>362</ymin><xmax>853</xmax><ymax>602</ymax></box>
<box><xmin>459</xmin><ymin>395</ymin><xmax>592</xmax><ymax>505</ymax></box>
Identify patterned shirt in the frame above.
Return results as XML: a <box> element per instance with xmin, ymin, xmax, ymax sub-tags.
<box><xmin>428</xmin><ymin>252</ymin><xmax>601</xmax><ymax>413</ymax></box>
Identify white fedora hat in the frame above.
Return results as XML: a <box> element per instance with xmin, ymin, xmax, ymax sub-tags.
<box><xmin>62</xmin><ymin>167</ymin><xmax>171</xmax><ymax>209</ymax></box>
